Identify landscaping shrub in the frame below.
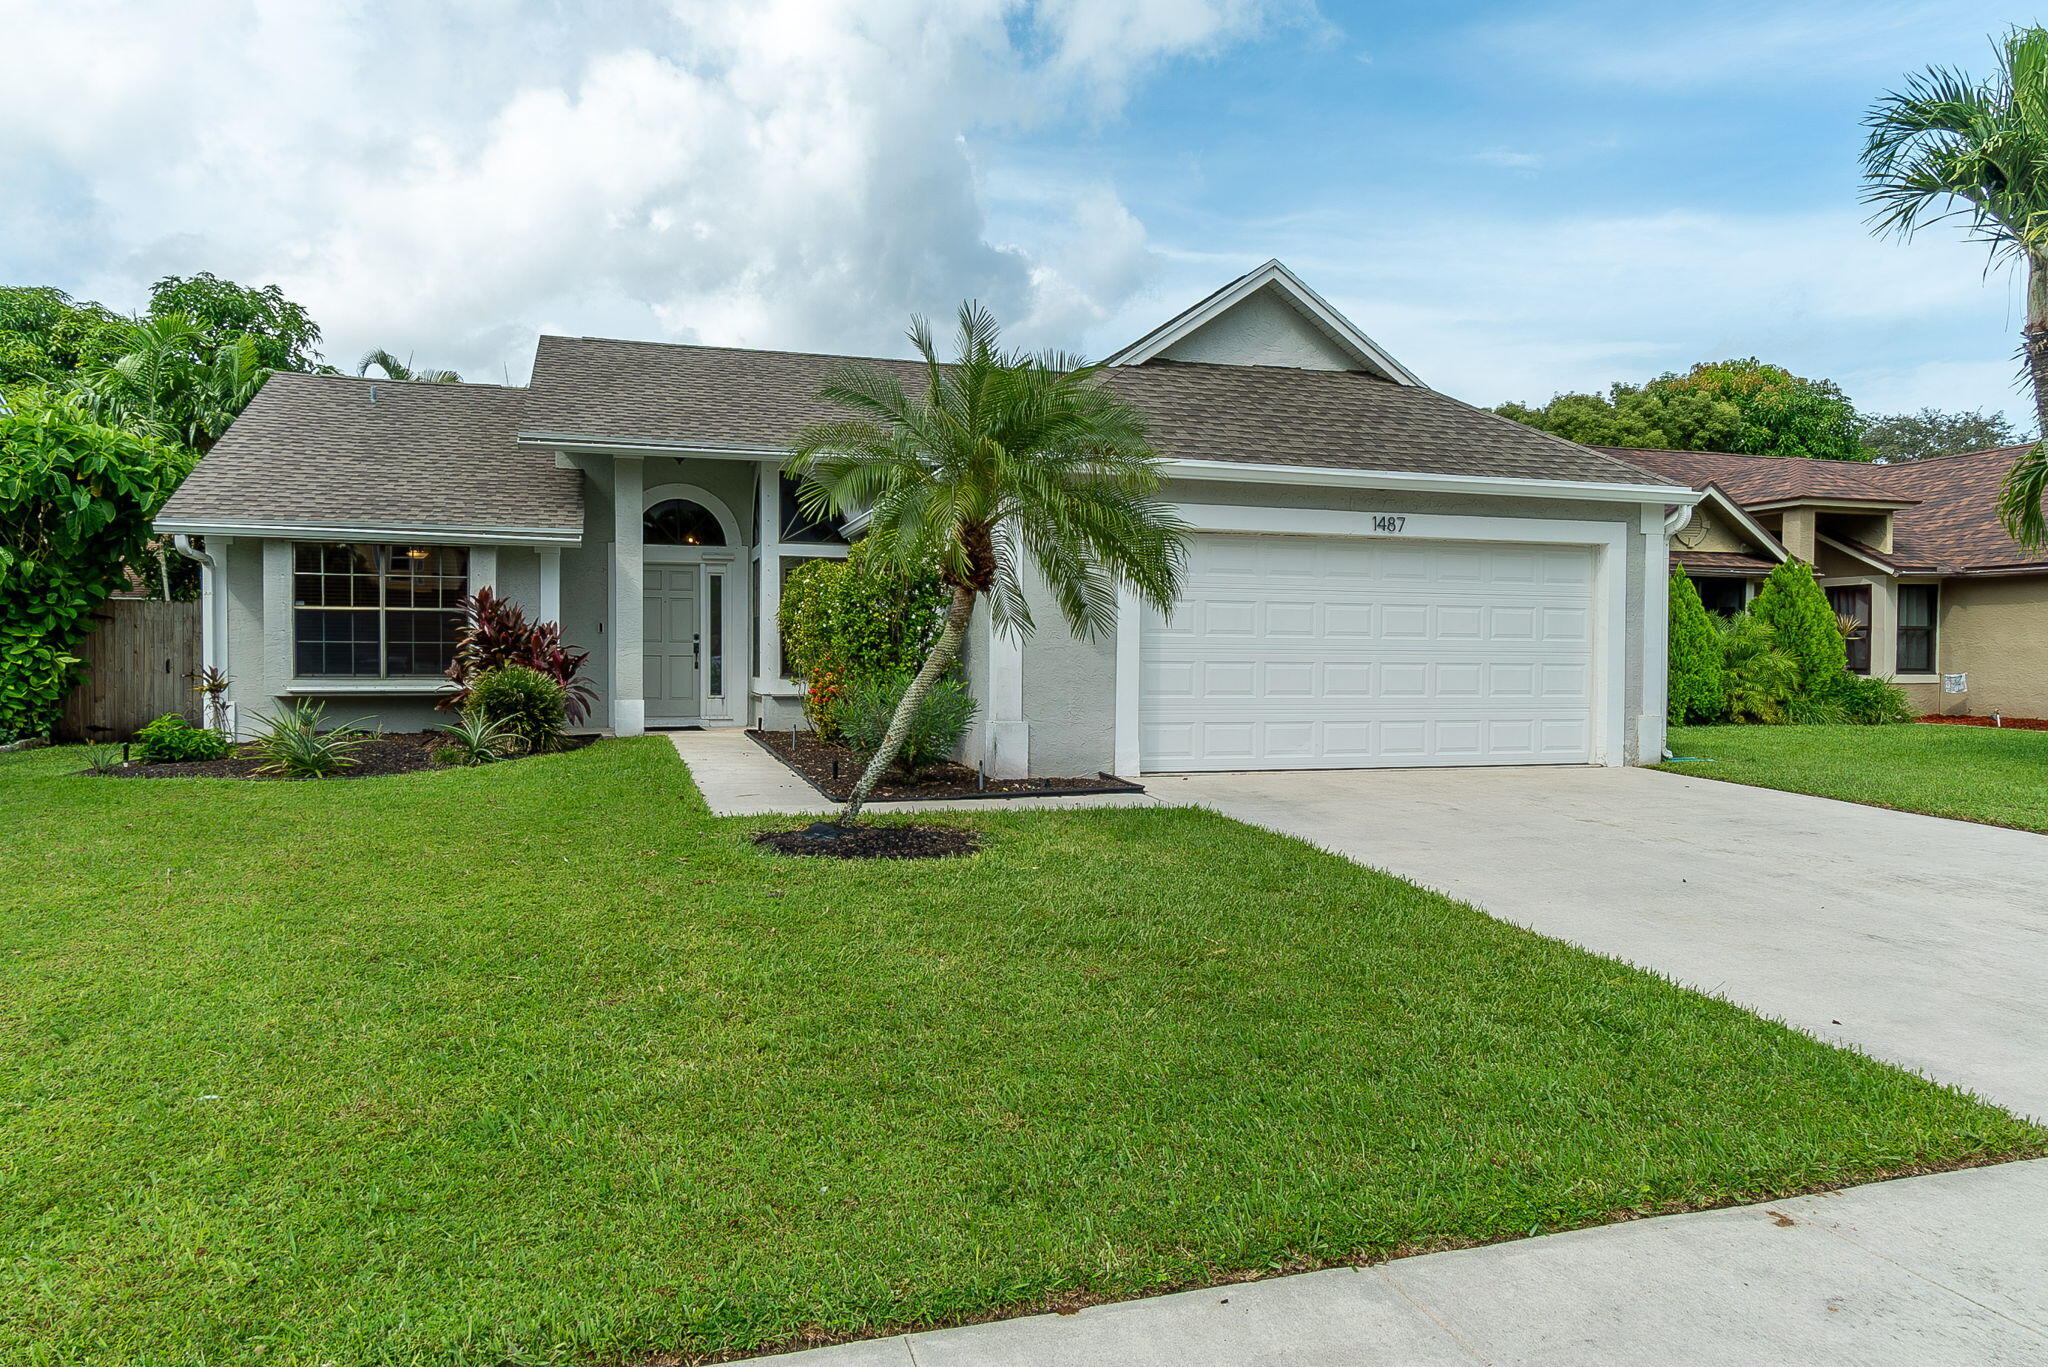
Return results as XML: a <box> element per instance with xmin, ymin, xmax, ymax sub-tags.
<box><xmin>466</xmin><ymin>665</ymin><xmax>567</xmax><ymax>755</ymax></box>
<box><xmin>249</xmin><ymin>702</ymin><xmax>370</xmax><ymax>778</ymax></box>
<box><xmin>779</xmin><ymin>540</ymin><xmax>947</xmax><ymax>740</ymax></box>
<box><xmin>1837</xmin><ymin>673</ymin><xmax>1917</xmax><ymax>725</ymax></box>
<box><xmin>444</xmin><ymin>587</ymin><xmax>594</xmax><ymax>723</ymax></box>
<box><xmin>1749</xmin><ymin>560</ymin><xmax>1847</xmax><ymax>700</ymax></box>
<box><xmin>839</xmin><ymin>672</ymin><xmax>977</xmax><ymax>776</ymax></box>
<box><xmin>432</xmin><ymin>709</ymin><xmax>523</xmax><ymax>766</ymax></box>
<box><xmin>1720</xmin><ymin>612</ymin><xmax>1801</xmax><ymax>724</ymax></box>
<box><xmin>133</xmin><ymin>713</ymin><xmax>231</xmax><ymax>763</ymax></box>
<box><xmin>1667</xmin><ymin>567</ymin><xmax>1725</xmax><ymax>723</ymax></box>
<box><xmin>0</xmin><ymin>390</ymin><xmax>190</xmax><ymax>740</ymax></box>
<box><xmin>81</xmin><ymin>741</ymin><xmax>125</xmax><ymax>774</ymax></box>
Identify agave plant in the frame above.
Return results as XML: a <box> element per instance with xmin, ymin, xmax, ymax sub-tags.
<box><xmin>250</xmin><ymin>702</ymin><xmax>370</xmax><ymax>778</ymax></box>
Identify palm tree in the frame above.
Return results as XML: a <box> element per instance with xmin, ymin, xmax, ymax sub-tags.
<box><xmin>70</xmin><ymin>313</ymin><xmax>268</xmax><ymax>452</ymax></box>
<box><xmin>1863</xmin><ymin>26</ymin><xmax>2048</xmax><ymax>544</ymax></box>
<box><xmin>357</xmin><ymin>348</ymin><xmax>461</xmax><ymax>383</ymax></box>
<box><xmin>786</xmin><ymin>303</ymin><xmax>1188</xmax><ymax>824</ymax></box>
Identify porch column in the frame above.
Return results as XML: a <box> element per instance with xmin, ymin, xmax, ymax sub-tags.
<box><xmin>537</xmin><ymin>547</ymin><xmax>562</xmax><ymax>623</ymax></box>
<box><xmin>756</xmin><ymin>467</ymin><xmax>782</xmax><ymax>686</ymax></box>
<box><xmin>611</xmin><ymin>457</ymin><xmax>645</xmax><ymax>736</ymax></box>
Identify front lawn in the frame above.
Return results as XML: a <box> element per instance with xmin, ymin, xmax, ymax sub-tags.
<box><xmin>2</xmin><ymin>739</ymin><xmax>2039</xmax><ymax>1365</ymax></box>
<box><xmin>1663</xmin><ymin>722</ymin><xmax>2048</xmax><ymax>833</ymax></box>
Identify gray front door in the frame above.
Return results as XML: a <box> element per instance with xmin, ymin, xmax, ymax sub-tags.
<box><xmin>643</xmin><ymin>564</ymin><xmax>701</xmax><ymax>723</ymax></box>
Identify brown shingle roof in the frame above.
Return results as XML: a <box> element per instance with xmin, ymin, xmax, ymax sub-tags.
<box><xmin>1600</xmin><ymin>444</ymin><xmax>2048</xmax><ymax>576</ymax></box>
<box><xmin>1673</xmin><ymin>549</ymin><xmax>1778</xmax><ymax>575</ymax></box>
<box><xmin>524</xmin><ymin>336</ymin><xmax>1681</xmax><ymax>487</ymax></box>
<box><xmin>158</xmin><ymin>373</ymin><xmax>583</xmax><ymax>535</ymax></box>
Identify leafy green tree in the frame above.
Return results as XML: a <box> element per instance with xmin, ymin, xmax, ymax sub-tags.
<box><xmin>1747</xmin><ymin>560</ymin><xmax>1847</xmax><ymax>699</ymax></box>
<box><xmin>0</xmin><ymin>390</ymin><xmax>190</xmax><ymax>739</ymax></box>
<box><xmin>1861</xmin><ymin>407</ymin><xmax>2027</xmax><ymax>462</ymax></box>
<box><xmin>357</xmin><ymin>349</ymin><xmax>461</xmax><ymax>384</ymax></box>
<box><xmin>1497</xmin><ymin>359</ymin><xmax>1867</xmax><ymax>459</ymax></box>
<box><xmin>1863</xmin><ymin>26</ymin><xmax>2048</xmax><ymax>541</ymax></box>
<box><xmin>146</xmin><ymin>272</ymin><xmax>323</xmax><ymax>373</ymax></box>
<box><xmin>1667</xmin><ymin>567</ymin><xmax>1726</xmax><ymax>724</ymax></box>
<box><xmin>787</xmin><ymin>302</ymin><xmax>1188</xmax><ymax>822</ymax></box>
<box><xmin>0</xmin><ymin>287</ymin><xmax>129</xmax><ymax>390</ymax></box>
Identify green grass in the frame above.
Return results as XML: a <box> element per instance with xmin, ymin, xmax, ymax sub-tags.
<box><xmin>2</xmin><ymin>739</ymin><xmax>2039</xmax><ymax>1366</ymax></box>
<box><xmin>1663</xmin><ymin>722</ymin><xmax>2048</xmax><ymax>833</ymax></box>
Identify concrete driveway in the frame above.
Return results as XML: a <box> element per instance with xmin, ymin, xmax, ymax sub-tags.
<box><xmin>1148</xmin><ymin>764</ymin><xmax>2048</xmax><ymax>1120</ymax></box>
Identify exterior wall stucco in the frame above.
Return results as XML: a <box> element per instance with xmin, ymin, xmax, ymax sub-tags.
<box><xmin>1928</xmin><ymin>575</ymin><xmax>2048</xmax><ymax>718</ymax></box>
<box><xmin>1677</xmin><ymin>506</ymin><xmax>1755</xmax><ymax>554</ymax></box>
<box><xmin>1155</xmin><ymin>288</ymin><xmax>1360</xmax><ymax>371</ymax></box>
<box><xmin>1007</xmin><ymin>480</ymin><xmax>1658</xmax><ymax>777</ymax></box>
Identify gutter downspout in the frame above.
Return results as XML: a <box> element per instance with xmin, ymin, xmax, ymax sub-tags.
<box><xmin>1664</xmin><ymin>503</ymin><xmax>1695</xmax><ymax>538</ymax></box>
<box><xmin>172</xmin><ymin>534</ymin><xmax>228</xmax><ymax>730</ymax></box>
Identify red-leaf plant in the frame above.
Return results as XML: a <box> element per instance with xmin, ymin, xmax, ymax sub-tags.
<box><xmin>443</xmin><ymin>586</ymin><xmax>597</xmax><ymax>724</ymax></box>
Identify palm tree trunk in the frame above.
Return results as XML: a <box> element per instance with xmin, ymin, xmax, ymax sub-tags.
<box><xmin>2002</xmin><ymin>254</ymin><xmax>2048</xmax><ymax>547</ymax></box>
<box><xmin>840</xmin><ymin>584</ymin><xmax>977</xmax><ymax>824</ymax></box>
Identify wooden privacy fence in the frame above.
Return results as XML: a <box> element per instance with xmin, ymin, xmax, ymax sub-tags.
<box><xmin>57</xmin><ymin>598</ymin><xmax>203</xmax><ymax>742</ymax></box>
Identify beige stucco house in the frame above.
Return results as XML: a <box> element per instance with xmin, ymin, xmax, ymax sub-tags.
<box><xmin>1616</xmin><ymin>444</ymin><xmax>2048</xmax><ymax>719</ymax></box>
<box><xmin>155</xmin><ymin>260</ymin><xmax>1705</xmax><ymax>774</ymax></box>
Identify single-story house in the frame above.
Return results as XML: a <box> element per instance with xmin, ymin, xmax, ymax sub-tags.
<box><xmin>154</xmin><ymin>260</ymin><xmax>1701</xmax><ymax>775</ymax></box>
<box><xmin>1614</xmin><ymin>444</ymin><xmax>2048</xmax><ymax>719</ymax></box>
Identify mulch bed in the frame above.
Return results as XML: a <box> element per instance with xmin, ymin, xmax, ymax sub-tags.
<box><xmin>88</xmin><ymin>732</ymin><xmax>593</xmax><ymax>780</ymax></box>
<box><xmin>1918</xmin><ymin>715</ymin><xmax>2048</xmax><ymax>732</ymax></box>
<box><xmin>753</xmin><ymin>822</ymin><xmax>981</xmax><ymax>861</ymax></box>
<box><xmin>749</xmin><ymin>728</ymin><xmax>1142</xmax><ymax>802</ymax></box>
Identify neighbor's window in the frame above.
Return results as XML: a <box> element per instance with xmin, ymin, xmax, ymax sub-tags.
<box><xmin>293</xmin><ymin>544</ymin><xmax>468</xmax><ymax>678</ymax></box>
<box><xmin>1897</xmin><ymin>583</ymin><xmax>1938</xmax><ymax>675</ymax></box>
<box><xmin>1691</xmin><ymin>576</ymin><xmax>1748</xmax><ymax>616</ymax></box>
<box><xmin>1824</xmin><ymin>584</ymin><xmax>1873</xmax><ymax>674</ymax></box>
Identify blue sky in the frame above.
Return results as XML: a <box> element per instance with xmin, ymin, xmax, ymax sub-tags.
<box><xmin>2</xmin><ymin>1</ymin><xmax>2039</xmax><ymax>424</ymax></box>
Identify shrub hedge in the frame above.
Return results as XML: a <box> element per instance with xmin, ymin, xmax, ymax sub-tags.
<box><xmin>1666</xmin><ymin>567</ymin><xmax>1725</xmax><ymax>724</ymax></box>
<box><xmin>779</xmin><ymin>540</ymin><xmax>947</xmax><ymax>739</ymax></box>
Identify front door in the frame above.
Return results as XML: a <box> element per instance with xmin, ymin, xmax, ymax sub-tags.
<box><xmin>644</xmin><ymin>564</ymin><xmax>701</xmax><ymax>723</ymax></box>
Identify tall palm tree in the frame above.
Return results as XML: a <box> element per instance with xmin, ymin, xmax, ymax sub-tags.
<box><xmin>357</xmin><ymin>348</ymin><xmax>461</xmax><ymax>384</ymax></box>
<box><xmin>1863</xmin><ymin>26</ymin><xmax>2048</xmax><ymax>544</ymax></box>
<box><xmin>787</xmin><ymin>303</ymin><xmax>1188</xmax><ymax>824</ymax></box>
<box><xmin>70</xmin><ymin>313</ymin><xmax>268</xmax><ymax>453</ymax></box>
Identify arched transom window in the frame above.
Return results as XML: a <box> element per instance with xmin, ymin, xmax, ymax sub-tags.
<box><xmin>644</xmin><ymin>498</ymin><xmax>726</xmax><ymax>546</ymax></box>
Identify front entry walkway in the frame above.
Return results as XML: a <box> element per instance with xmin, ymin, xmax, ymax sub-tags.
<box><xmin>746</xmin><ymin>765</ymin><xmax>2048</xmax><ymax>1366</ymax></box>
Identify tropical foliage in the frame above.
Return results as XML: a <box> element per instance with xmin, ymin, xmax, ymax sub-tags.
<box><xmin>145</xmin><ymin>272</ymin><xmax>324</xmax><ymax>374</ymax></box>
<box><xmin>68</xmin><ymin>313</ymin><xmax>269</xmax><ymax>453</ymax></box>
<box><xmin>432</xmin><ymin>709</ymin><xmax>524</xmax><ymax>766</ymax></box>
<box><xmin>443</xmin><ymin>586</ymin><xmax>594</xmax><ymax>723</ymax></box>
<box><xmin>786</xmin><ymin>302</ymin><xmax>1187</xmax><ymax>820</ymax></box>
<box><xmin>465</xmin><ymin>665</ymin><xmax>569</xmax><ymax>755</ymax></box>
<box><xmin>1496</xmin><ymin>359</ymin><xmax>1868</xmax><ymax>461</ymax></box>
<box><xmin>0</xmin><ymin>391</ymin><xmax>189</xmax><ymax>740</ymax></box>
<box><xmin>778</xmin><ymin>538</ymin><xmax>948</xmax><ymax>740</ymax></box>
<box><xmin>837</xmin><ymin>673</ymin><xmax>977</xmax><ymax>777</ymax></box>
<box><xmin>0</xmin><ymin>286</ymin><xmax>128</xmax><ymax>388</ymax></box>
<box><xmin>357</xmin><ymin>348</ymin><xmax>462</xmax><ymax>384</ymax></box>
<box><xmin>1862</xmin><ymin>26</ymin><xmax>2048</xmax><ymax>542</ymax></box>
<box><xmin>250</xmin><ymin>702</ymin><xmax>371</xmax><ymax>778</ymax></box>
<box><xmin>133</xmin><ymin>713</ymin><xmax>230</xmax><ymax>763</ymax></box>
<box><xmin>1666</xmin><ymin>567</ymin><xmax>1726</xmax><ymax>724</ymax></box>
<box><xmin>1719</xmin><ymin>612</ymin><xmax>1802</xmax><ymax>724</ymax></box>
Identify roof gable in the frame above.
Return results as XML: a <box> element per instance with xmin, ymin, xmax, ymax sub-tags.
<box><xmin>1104</xmin><ymin>259</ymin><xmax>1422</xmax><ymax>384</ymax></box>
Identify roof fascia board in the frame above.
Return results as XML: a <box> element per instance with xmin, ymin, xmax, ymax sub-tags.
<box><xmin>1815</xmin><ymin>531</ymin><xmax>1906</xmax><ymax>574</ymax></box>
<box><xmin>154</xmin><ymin>518</ymin><xmax>582</xmax><ymax>546</ymax></box>
<box><xmin>1743</xmin><ymin>495</ymin><xmax>1918</xmax><ymax>512</ymax></box>
<box><xmin>520</xmin><ymin>432</ymin><xmax>788</xmax><ymax>460</ymax></box>
<box><xmin>1160</xmin><ymin>456</ymin><xmax>1701</xmax><ymax>507</ymax></box>
<box><xmin>1103</xmin><ymin>259</ymin><xmax>1424</xmax><ymax>386</ymax></box>
<box><xmin>1698</xmin><ymin>484</ymin><xmax>1789</xmax><ymax>561</ymax></box>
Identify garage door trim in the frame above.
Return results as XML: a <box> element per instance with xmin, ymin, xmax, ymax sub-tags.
<box><xmin>1114</xmin><ymin>505</ymin><xmax>1631</xmax><ymax>774</ymax></box>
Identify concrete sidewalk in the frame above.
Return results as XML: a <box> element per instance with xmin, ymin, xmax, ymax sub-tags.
<box><xmin>670</xmin><ymin>728</ymin><xmax>1161</xmax><ymax>816</ymax></box>
<box><xmin>757</xmin><ymin>1160</ymin><xmax>2048</xmax><ymax>1365</ymax></box>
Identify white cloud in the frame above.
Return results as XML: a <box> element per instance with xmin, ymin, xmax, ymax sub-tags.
<box><xmin>0</xmin><ymin>0</ymin><xmax>1279</xmax><ymax>381</ymax></box>
<box><xmin>1470</xmin><ymin>147</ymin><xmax>1542</xmax><ymax>170</ymax></box>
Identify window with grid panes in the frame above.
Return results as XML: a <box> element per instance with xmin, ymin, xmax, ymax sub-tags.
<box><xmin>293</xmin><ymin>544</ymin><xmax>469</xmax><ymax>678</ymax></box>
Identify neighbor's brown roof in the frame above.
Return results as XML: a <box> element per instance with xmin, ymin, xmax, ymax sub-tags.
<box><xmin>1604</xmin><ymin>444</ymin><xmax>2048</xmax><ymax>576</ymax></box>
<box><xmin>158</xmin><ymin>373</ymin><xmax>584</xmax><ymax>534</ymax></box>
<box><xmin>525</xmin><ymin>336</ymin><xmax>1680</xmax><ymax>487</ymax></box>
<box><xmin>1673</xmin><ymin>549</ymin><xmax>1779</xmax><ymax>576</ymax></box>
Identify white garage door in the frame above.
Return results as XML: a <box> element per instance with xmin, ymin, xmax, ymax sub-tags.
<box><xmin>1140</xmin><ymin>534</ymin><xmax>1597</xmax><ymax>771</ymax></box>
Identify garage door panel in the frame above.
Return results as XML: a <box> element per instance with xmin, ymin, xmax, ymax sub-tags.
<box><xmin>1141</xmin><ymin>533</ymin><xmax>1597</xmax><ymax>771</ymax></box>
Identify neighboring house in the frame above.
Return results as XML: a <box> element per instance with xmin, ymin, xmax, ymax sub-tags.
<box><xmin>154</xmin><ymin>260</ymin><xmax>1700</xmax><ymax>776</ymax></box>
<box><xmin>1615</xmin><ymin>444</ymin><xmax>2048</xmax><ymax>719</ymax></box>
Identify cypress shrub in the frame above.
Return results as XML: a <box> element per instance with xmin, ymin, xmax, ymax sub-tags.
<box><xmin>1748</xmin><ymin>560</ymin><xmax>1846</xmax><ymax>699</ymax></box>
<box><xmin>1666</xmin><ymin>567</ymin><xmax>1725</xmax><ymax>723</ymax></box>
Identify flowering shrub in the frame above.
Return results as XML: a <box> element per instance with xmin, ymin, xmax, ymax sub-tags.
<box><xmin>778</xmin><ymin>539</ymin><xmax>946</xmax><ymax>740</ymax></box>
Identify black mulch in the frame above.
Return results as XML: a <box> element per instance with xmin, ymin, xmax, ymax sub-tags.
<box><xmin>86</xmin><ymin>732</ymin><xmax>594</xmax><ymax>780</ymax></box>
<box><xmin>749</xmin><ymin>728</ymin><xmax>1142</xmax><ymax>802</ymax></box>
<box><xmin>754</xmin><ymin>822</ymin><xmax>982</xmax><ymax>860</ymax></box>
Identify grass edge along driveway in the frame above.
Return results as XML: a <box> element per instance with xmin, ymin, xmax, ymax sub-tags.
<box><xmin>1662</xmin><ymin>722</ymin><xmax>2048</xmax><ymax>834</ymax></box>
<box><xmin>2</xmin><ymin>737</ymin><xmax>2040</xmax><ymax>1366</ymax></box>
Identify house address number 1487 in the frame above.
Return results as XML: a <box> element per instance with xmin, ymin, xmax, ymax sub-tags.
<box><xmin>1371</xmin><ymin>515</ymin><xmax>1407</xmax><ymax>533</ymax></box>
